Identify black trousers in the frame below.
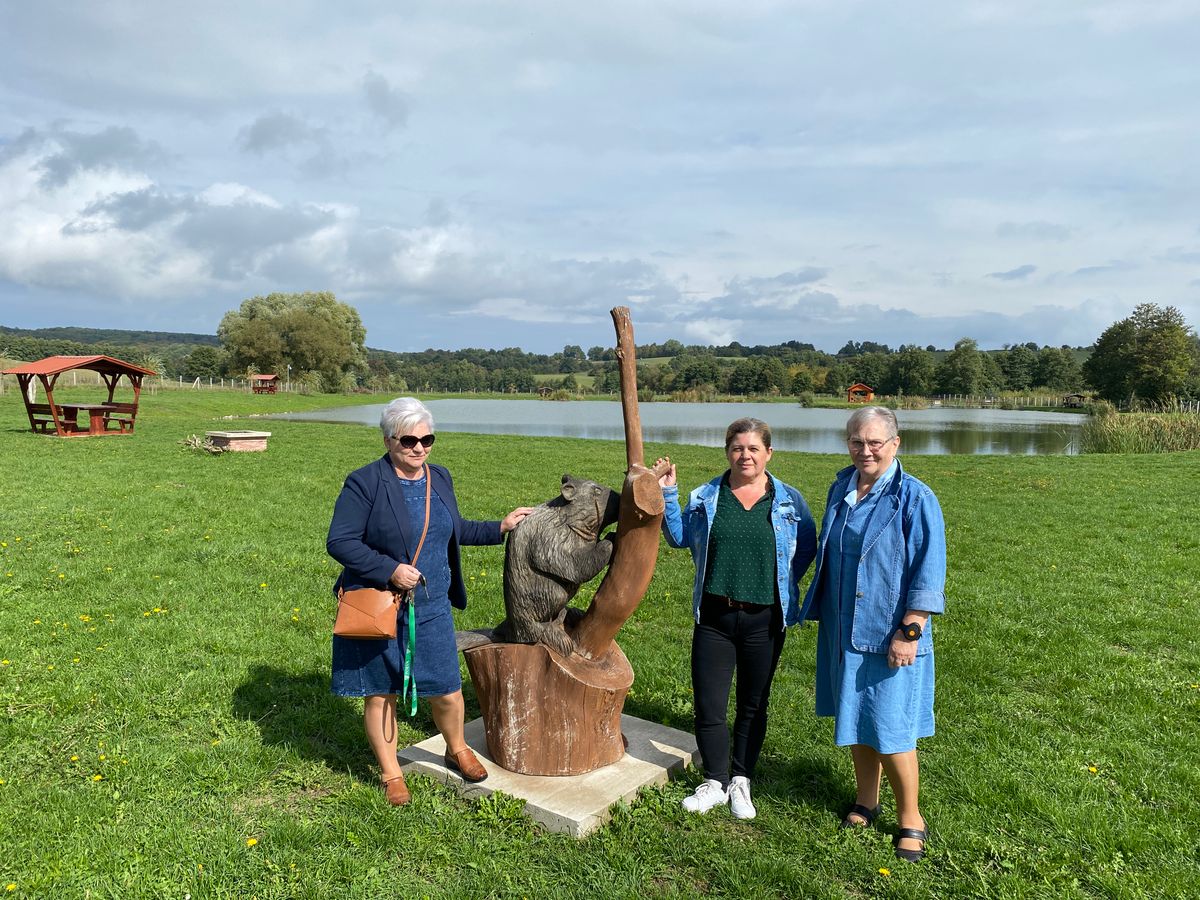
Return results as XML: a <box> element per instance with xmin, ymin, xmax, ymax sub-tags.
<box><xmin>691</xmin><ymin>593</ymin><xmax>786</xmax><ymax>787</ymax></box>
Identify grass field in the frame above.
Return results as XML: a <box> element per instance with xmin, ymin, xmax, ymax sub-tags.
<box><xmin>2</xmin><ymin>389</ymin><xmax>1198</xmax><ymax>898</ymax></box>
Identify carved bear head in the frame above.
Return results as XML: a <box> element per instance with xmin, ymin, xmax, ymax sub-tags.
<box><xmin>554</xmin><ymin>474</ymin><xmax>620</xmax><ymax>536</ymax></box>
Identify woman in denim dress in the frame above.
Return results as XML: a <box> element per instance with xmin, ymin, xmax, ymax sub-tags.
<box><xmin>805</xmin><ymin>406</ymin><xmax>946</xmax><ymax>861</ymax></box>
<box><xmin>327</xmin><ymin>397</ymin><xmax>532</xmax><ymax>805</ymax></box>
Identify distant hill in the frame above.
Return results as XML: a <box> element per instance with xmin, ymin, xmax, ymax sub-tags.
<box><xmin>0</xmin><ymin>325</ymin><xmax>220</xmax><ymax>347</ymax></box>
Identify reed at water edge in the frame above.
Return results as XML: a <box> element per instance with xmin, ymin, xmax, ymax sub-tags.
<box><xmin>1080</xmin><ymin>400</ymin><xmax>1200</xmax><ymax>453</ymax></box>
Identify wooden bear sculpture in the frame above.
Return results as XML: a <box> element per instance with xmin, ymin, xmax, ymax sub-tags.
<box><xmin>496</xmin><ymin>473</ymin><xmax>620</xmax><ymax>656</ymax></box>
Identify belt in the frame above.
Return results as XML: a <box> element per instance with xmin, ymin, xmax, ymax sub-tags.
<box><xmin>703</xmin><ymin>593</ymin><xmax>768</xmax><ymax>612</ymax></box>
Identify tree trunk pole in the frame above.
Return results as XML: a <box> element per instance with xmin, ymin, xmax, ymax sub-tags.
<box><xmin>611</xmin><ymin>307</ymin><xmax>643</xmax><ymax>470</ymax></box>
<box><xmin>570</xmin><ymin>307</ymin><xmax>669</xmax><ymax>659</ymax></box>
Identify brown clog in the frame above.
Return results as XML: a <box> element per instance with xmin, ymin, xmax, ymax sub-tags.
<box><xmin>382</xmin><ymin>773</ymin><xmax>411</xmax><ymax>806</ymax></box>
<box><xmin>443</xmin><ymin>747</ymin><xmax>488</xmax><ymax>783</ymax></box>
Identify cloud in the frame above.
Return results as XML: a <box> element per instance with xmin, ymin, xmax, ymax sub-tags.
<box><xmin>0</xmin><ymin>126</ymin><xmax>169</xmax><ymax>190</ymax></box>
<box><xmin>1159</xmin><ymin>246</ymin><xmax>1200</xmax><ymax>265</ymax></box>
<box><xmin>237</xmin><ymin>112</ymin><xmax>324</xmax><ymax>154</ymax></box>
<box><xmin>1071</xmin><ymin>260</ymin><xmax>1135</xmax><ymax>277</ymax></box>
<box><xmin>996</xmin><ymin>221</ymin><xmax>1072</xmax><ymax>241</ymax></box>
<box><xmin>362</xmin><ymin>72</ymin><xmax>409</xmax><ymax>130</ymax></box>
<box><xmin>987</xmin><ymin>264</ymin><xmax>1037</xmax><ymax>281</ymax></box>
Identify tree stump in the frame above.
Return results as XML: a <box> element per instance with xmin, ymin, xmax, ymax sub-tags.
<box><xmin>463</xmin><ymin>640</ymin><xmax>632</xmax><ymax>775</ymax></box>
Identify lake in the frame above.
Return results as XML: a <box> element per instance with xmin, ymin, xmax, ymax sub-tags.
<box><xmin>275</xmin><ymin>399</ymin><xmax>1083</xmax><ymax>455</ymax></box>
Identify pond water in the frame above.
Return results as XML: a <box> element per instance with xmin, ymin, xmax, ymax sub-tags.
<box><xmin>274</xmin><ymin>399</ymin><xmax>1083</xmax><ymax>455</ymax></box>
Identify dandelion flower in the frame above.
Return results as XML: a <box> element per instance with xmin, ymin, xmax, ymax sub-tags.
<box><xmin>246</xmin><ymin>837</ymin><xmax>258</xmax><ymax>847</ymax></box>
<box><xmin>58</xmin><ymin>574</ymin><xmax>65</xmax><ymax>579</ymax></box>
<box><xmin>99</xmin><ymin>754</ymin><xmax>106</xmax><ymax>761</ymax></box>
<box><xmin>291</xmin><ymin>616</ymin><xmax>299</xmax><ymax>622</ymax></box>
<box><xmin>292</xmin><ymin>607</ymin><xmax>299</xmax><ymax>613</ymax></box>
<box><xmin>1088</xmin><ymin>765</ymin><xmax>1098</xmax><ymax>774</ymax></box>
<box><xmin>92</xmin><ymin>774</ymin><xmax>103</xmax><ymax>781</ymax></box>
<box><xmin>1</xmin><ymin>660</ymin><xmax>8</xmax><ymax>666</ymax></box>
<box><xmin>260</xmin><ymin>583</ymin><xmax>268</xmax><ymax>588</ymax></box>
<box><xmin>71</xmin><ymin>755</ymin><xmax>79</xmax><ymax>761</ymax></box>
<box><xmin>6</xmin><ymin>884</ymin><xmax>15</xmax><ymax>892</ymax></box>
<box><xmin>33</xmin><ymin>619</ymin><xmax>41</xmax><ymax>624</ymax></box>
<box><xmin>879</xmin><ymin>868</ymin><xmax>891</xmax><ymax>876</ymax></box>
<box><xmin>46</xmin><ymin>665</ymin><xmax>54</xmax><ymax>671</ymax></box>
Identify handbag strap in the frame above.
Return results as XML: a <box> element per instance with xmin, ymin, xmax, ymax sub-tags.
<box><xmin>399</xmin><ymin>465</ymin><xmax>431</xmax><ymax>718</ymax></box>
<box><xmin>409</xmin><ymin>463</ymin><xmax>432</xmax><ymax>567</ymax></box>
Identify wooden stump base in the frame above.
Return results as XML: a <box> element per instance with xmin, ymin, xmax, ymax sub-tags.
<box><xmin>463</xmin><ymin>640</ymin><xmax>633</xmax><ymax>776</ymax></box>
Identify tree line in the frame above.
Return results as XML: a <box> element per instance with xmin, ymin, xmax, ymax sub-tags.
<box><xmin>4</xmin><ymin>297</ymin><xmax>1197</xmax><ymax>405</ymax></box>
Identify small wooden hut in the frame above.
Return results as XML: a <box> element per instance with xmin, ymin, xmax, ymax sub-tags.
<box><xmin>250</xmin><ymin>374</ymin><xmax>280</xmax><ymax>394</ymax></box>
<box><xmin>3</xmin><ymin>355</ymin><xmax>156</xmax><ymax>437</ymax></box>
<box><xmin>847</xmin><ymin>382</ymin><xmax>875</xmax><ymax>403</ymax></box>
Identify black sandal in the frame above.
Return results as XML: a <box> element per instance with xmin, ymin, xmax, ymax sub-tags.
<box><xmin>839</xmin><ymin>803</ymin><xmax>882</xmax><ymax>829</ymax></box>
<box><xmin>893</xmin><ymin>824</ymin><xmax>928</xmax><ymax>862</ymax></box>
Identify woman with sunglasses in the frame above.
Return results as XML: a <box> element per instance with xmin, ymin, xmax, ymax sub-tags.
<box><xmin>327</xmin><ymin>396</ymin><xmax>532</xmax><ymax>805</ymax></box>
<box><xmin>804</xmin><ymin>406</ymin><xmax>946</xmax><ymax>861</ymax></box>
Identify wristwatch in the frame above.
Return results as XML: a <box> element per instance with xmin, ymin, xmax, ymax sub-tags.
<box><xmin>896</xmin><ymin>621</ymin><xmax>923</xmax><ymax>642</ymax></box>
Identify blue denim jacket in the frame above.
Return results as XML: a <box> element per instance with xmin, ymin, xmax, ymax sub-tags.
<box><xmin>803</xmin><ymin>460</ymin><xmax>946</xmax><ymax>654</ymax></box>
<box><xmin>662</xmin><ymin>472</ymin><xmax>817</xmax><ymax>629</ymax></box>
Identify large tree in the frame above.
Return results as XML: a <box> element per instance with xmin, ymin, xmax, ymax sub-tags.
<box><xmin>935</xmin><ymin>338</ymin><xmax>986</xmax><ymax>395</ymax></box>
<box><xmin>883</xmin><ymin>345</ymin><xmax>935</xmax><ymax>395</ymax></box>
<box><xmin>218</xmin><ymin>292</ymin><xmax>367</xmax><ymax>391</ymax></box>
<box><xmin>1082</xmin><ymin>303</ymin><xmax>1199</xmax><ymax>404</ymax></box>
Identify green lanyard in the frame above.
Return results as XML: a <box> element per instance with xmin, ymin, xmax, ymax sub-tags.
<box><xmin>400</xmin><ymin>582</ymin><xmax>421</xmax><ymax>717</ymax></box>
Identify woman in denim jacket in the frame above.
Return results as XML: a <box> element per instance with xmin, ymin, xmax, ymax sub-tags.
<box><xmin>805</xmin><ymin>406</ymin><xmax>946</xmax><ymax>862</ymax></box>
<box><xmin>657</xmin><ymin>417</ymin><xmax>816</xmax><ymax>820</ymax></box>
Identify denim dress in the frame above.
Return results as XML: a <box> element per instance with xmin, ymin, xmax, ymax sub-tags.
<box><xmin>331</xmin><ymin>473</ymin><xmax>463</xmax><ymax>698</ymax></box>
<box><xmin>814</xmin><ymin>467</ymin><xmax>935</xmax><ymax>753</ymax></box>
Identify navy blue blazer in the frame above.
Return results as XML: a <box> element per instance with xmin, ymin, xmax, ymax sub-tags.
<box><xmin>326</xmin><ymin>455</ymin><xmax>503</xmax><ymax>609</ymax></box>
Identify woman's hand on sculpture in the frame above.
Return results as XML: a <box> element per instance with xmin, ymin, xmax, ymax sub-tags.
<box><xmin>655</xmin><ymin>457</ymin><xmax>677</xmax><ymax>488</ymax></box>
<box><xmin>389</xmin><ymin>563</ymin><xmax>423</xmax><ymax>591</ymax></box>
<box><xmin>500</xmin><ymin>507</ymin><xmax>536</xmax><ymax>533</ymax></box>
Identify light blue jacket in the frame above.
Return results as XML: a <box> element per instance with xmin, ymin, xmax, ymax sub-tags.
<box><xmin>804</xmin><ymin>460</ymin><xmax>946</xmax><ymax>654</ymax></box>
<box><xmin>661</xmin><ymin>472</ymin><xmax>817</xmax><ymax>629</ymax></box>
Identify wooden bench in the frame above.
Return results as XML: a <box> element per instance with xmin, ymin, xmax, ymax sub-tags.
<box><xmin>101</xmin><ymin>402</ymin><xmax>138</xmax><ymax>433</ymax></box>
<box><xmin>27</xmin><ymin>403</ymin><xmax>61</xmax><ymax>433</ymax></box>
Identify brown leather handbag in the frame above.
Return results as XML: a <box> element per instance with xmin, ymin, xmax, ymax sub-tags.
<box><xmin>333</xmin><ymin>466</ymin><xmax>432</xmax><ymax>640</ymax></box>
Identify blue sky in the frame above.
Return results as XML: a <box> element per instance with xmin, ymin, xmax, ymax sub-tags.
<box><xmin>1</xmin><ymin>1</ymin><xmax>1198</xmax><ymax>354</ymax></box>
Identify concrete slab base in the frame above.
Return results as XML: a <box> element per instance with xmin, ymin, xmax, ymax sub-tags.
<box><xmin>398</xmin><ymin>714</ymin><xmax>697</xmax><ymax>837</ymax></box>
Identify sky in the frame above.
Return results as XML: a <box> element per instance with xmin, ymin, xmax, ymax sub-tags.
<box><xmin>1</xmin><ymin>1</ymin><xmax>1198</xmax><ymax>355</ymax></box>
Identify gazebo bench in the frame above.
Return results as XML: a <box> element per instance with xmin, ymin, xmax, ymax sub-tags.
<box><xmin>101</xmin><ymin>402</ymin><xmax>137</xmax><ymax>432</ymax></box>
<box><xmin>27</xmin><ymin>403</ymin><xmax>59</xmax><ymax>433</ymax></box>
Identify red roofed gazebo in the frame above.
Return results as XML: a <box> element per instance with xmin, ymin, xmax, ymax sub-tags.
<box><xmin>250</xmin><ymin>374</ymin><xmax>280</xmax><ymax>394</ymax></box>
<box><xmin>2</xmin><ymin>355</ymin><xmax>157</xmax><ymax>437</ymax></box>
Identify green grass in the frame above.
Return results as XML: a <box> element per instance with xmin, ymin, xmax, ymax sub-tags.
<box><xmin>2</xmin><ymin>390</ymin><xmax>1198</xmax><ymax>897</ymax></box>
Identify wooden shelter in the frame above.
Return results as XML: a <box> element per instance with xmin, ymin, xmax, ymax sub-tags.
<box><xmin>3</xmin><ymin>355</ymin><xmax>156</xmax><ymax>437</ymax></box>
<box><xmin>250</xmin><ymin>374</ymin><xmax>280</xmax><ymax>394</ymax></box>
<box><xmin>847</xmin><ymin>382</ymin><xmax>875</xmax><ymax>403</ymax></box>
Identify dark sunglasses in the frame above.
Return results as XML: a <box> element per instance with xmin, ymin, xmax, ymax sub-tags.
<box><xmin>392</xmin><ymin>433</ymin><xmax>436</xmax><ymax>449</ymax></box>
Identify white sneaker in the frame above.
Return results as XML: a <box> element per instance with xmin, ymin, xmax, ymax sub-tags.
<box><xmin>682</xmin><ymin>779</ymin><xmax>728</xmax><ymax>814</ymax></box>
<box><xmin>728</xmin><ymin>776</ymin><xmax>756</xmax><ymax>820</ymax></box>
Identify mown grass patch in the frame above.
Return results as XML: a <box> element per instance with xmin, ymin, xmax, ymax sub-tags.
<box><xmin>1</xmin><ymin>390</ymin><xmax>1197</xmax><ymax>897</ymax></box>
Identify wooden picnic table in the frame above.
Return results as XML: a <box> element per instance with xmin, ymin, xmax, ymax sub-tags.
<box><xmin>58</xmin><ymin>403</ymin><xmax>114</xmax><ymax>435</ymax></box>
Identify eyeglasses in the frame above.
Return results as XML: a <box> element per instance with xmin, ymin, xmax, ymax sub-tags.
<box><xmin>847</xmin><ymin>437</ymin><xmax>895</xmax><ymax>453</ymax></box>
<box><xmin>392</xmin><ymin>433</ymin><xmax>436</xmax><ymax>449</ymax></box>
